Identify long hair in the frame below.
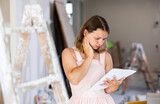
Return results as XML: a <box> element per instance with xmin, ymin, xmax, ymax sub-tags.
<box><xmin>74</xmin><ymin>15</ymin><xmax>110</xmax><ymax>53</ymax></box>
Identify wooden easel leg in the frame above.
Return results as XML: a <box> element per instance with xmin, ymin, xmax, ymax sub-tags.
<box><xmin>122</xmin><ymin>54</ymin><xmax>137</xmax><ymax>94</ymax></box>
<box><xmin>142</xmin><ymin>70</ymin><xmax>150</xmax><ymax>89</ymax></box>
<box><xmin>13</xmin><ymin>33</ymin><xmax>30</xmax><ymax>85</ymax></box>
<box><xmin>37</xmin><ymin>32</ymin><xmax>68</xmax><ymax>103</ymax></box>
<box><xmin>117</xmin><ymin>41</ymin><xmax>123</xmax><ymax>68</ymax></box>
<box><xmin>146</xmin><ymin>66</ymin><xmax>157</xmax><ymax>92</ymax></box>
<box><xmin>138</xmin><ymin>57</ymin><xmax>150</xmax><ymax>89</ymax></box>
<box><xmin>51</xmin><ymin>82</ymin><xmax>66</xmax><ymax>104</ymax></box>
<box><xmin>37</xmin><ymin>32</ymin><xmax>54</xmax><ymax>74</ymax></box>
<box><xmin>143</xmin><ymin>55</ymin><xmax>157</xmax><ymax>92</ymax></box>
<box><xmin>122</xmin><ymin>76</ymin><xmax>131</xmax><ymax>94</ymax></box>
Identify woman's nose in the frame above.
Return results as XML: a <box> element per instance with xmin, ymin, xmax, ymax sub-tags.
<box><xmin>98</xmin><ymin>40</ymin><xmax>104</xmax><ymax>45</ymax></box>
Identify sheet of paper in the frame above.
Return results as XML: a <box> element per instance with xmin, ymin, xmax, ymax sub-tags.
<box><xmin>90</xmin><ymin>68</ymin><xmax>136</xmax><ymax>90</ymax></box>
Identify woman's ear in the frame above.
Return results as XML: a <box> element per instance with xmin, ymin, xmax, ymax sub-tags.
<box><xmin>83</xmin><ymin>29</ymin><xmax>88</xmax><ymax>37</ymax></box>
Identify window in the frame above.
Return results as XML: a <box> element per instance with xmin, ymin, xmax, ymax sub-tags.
<box><xmin>66</xmin><ymin>2</ymin><xmax>73</xmax><ymax>25</ymax></box>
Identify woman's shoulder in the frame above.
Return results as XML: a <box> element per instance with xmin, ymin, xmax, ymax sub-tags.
<box><xmin>100</xmin><ymin>51</ymin><xmax>112</xmax><ymax>61</ymax></box>
<box><xmin>62</xmin><ymin>48</ymin><xmax>76</xmax><ymax>58</ymax></box>
<box><xmin>62</xmin><ymin>48</ymin><xmax>74</xmax><ymax>54</ymax></box>
<box><xmin>100</xmin><ymin>50</ymin><xmax>111</xmax><ymax>57</ymax></box>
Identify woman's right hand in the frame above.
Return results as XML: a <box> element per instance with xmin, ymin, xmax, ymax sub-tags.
<box><xmin>82</xmin><ymin>37</ymin><xmax>94</xmax><ymax>58</ymax></box>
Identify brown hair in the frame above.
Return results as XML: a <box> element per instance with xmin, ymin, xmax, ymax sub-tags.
<box><xmin>74</xmin><ymin>15</ymin><xmax>110</xmax><ymax>53</ymax></box>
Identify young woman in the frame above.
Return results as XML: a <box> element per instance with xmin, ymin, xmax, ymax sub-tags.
<box><xmin>62</xmin><ymin>15</ymin><xmax>124</xmax><ymax>104</ymax></box>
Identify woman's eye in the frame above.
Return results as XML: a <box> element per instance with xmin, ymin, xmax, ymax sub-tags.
<box><xmin>96</xmin><ymin>38</ymin><xmax>100</xmax><ymax>40</ymax></box>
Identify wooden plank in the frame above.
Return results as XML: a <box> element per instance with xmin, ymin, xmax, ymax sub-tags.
<box><xmin>37</xmin><ymin>32</ymin><xmax>69</xmax><ymax>103</ymax></box>
<box><xmin>54</xmin><ymin>1</ymin><xmax>75</xmax><ymax>98</ymax></box>
<box><xmin>125</xmin><ymin>101</ymin><xmax>147</xmax><ymax>104</ymax></box>
<box><xmin>54</xmin><ymin>1</ymin><xmax>75</xmax><ymax>48</ymax></box>
<box><xmin>13</xmin><ymin>33</ymin><xmax>30</xmax><ymax>85</ymax></box>
<box><xmin>37</xmin><ymin>33</ymin><xmax>54</xmax><ymax>74</ymax></box>
<box><xmin>0</xmin><ymin>8</ymin><xmax>18</xmax><ymax>104</ymax></box>
<box><xmin>16</xmin><ymin>75</ymin><xmax>57</xmax><ymax>94</ymax></box>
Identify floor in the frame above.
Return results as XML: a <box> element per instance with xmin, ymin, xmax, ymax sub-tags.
<box><xmin>110</xmin><ymin>70</ymin><xmax>158</xmax><ymax>104</ymax></box>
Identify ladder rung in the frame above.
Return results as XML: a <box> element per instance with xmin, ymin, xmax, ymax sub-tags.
<box><xmin>15</xmin><ymin>75</ymin><xmax>59</xmax><ymax>94</ymax></box>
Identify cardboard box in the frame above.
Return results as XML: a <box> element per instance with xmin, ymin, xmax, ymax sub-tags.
<box><xmin>147</xmin><ymin>93</ymin><xmax>160</xmax><ymax>104</ymax></box>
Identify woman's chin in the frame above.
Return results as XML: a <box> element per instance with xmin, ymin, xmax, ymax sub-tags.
<box><xmin>91</xmin><ymin>45</ymin><xmax>99</xmax><ymax>50</ymax></box>
<box><xmin>93</xmin><ymin>47</ymin><xmax>99</xmax><ymax>50</ymax></box>
<box><xmin>95</xmin><ymin>46</ymin><xmax>100</xmax><ymax>49</ymax></box>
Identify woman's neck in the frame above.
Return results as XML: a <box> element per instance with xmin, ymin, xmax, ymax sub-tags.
<box><xmin>80</xmin><ymin>51</ymin><xmax>100</xmax><ymax>60</ymax></box>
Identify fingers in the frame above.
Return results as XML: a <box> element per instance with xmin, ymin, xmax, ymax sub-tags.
<box><xmin>82</xmin><ymin>37</ymin><xmax>87</xmax><ymax>46</ymax></box>
<box><xmin>105</xmin><ymin>88</ymin><xmax>112</xmax><ymax>94</ymax></box>
<box><xmin>100</xmin><ymin>83</ymin><xmax>108</xmax><ymax>86</ymax></box>
<box><xmin>82</xmin><ymin>38</ymin><xmax>88</xmax><ymax>52</ymax></box>
<box><xmin>119</xmin><ymin>77</ymin><xmax>125</xmax><ymax>84</ymax></box>
<box><xmin>100</xmin><ymin>78</ymin><xmax>114</xmax><ymax>85</ymax></box>
<box><xmin>101</xmin><ymin>77</ymin><xmax>125</xmax><ymax>94</ymax></box>
<box><xmin>83</xmin><ymin>37</ymin><xmax>89</xmax><ymax>49</ymax></box>
<box><xmin>83</xmin><ymin>37</ymin><xmax>94</xmax><ymax>58</ymax></box>
<box><xmin>113</xmin><ymin>75</ymin><xmax>117</xmax><ymax>82</ymax></box>
<box><xmin>100</xmin><ymin>81</ymin><xmax>109</xmax><ymax>86</ymax></box>
<box><xmin>99</xmin><ymin>78</ymin><xmax>111</xmax><ymax>86</ymax></box>
<box><xmin>100</xmin><ymin>76</ymin><xmax>125</xmax><ymax>87</ymax></box>
<box><xmin>85</xmin><ymin>37</ymin><xmax>90</xmax><ymax>47</ymax></box>
<box><xmin>106</xmin><ymin>78</ymin><xmax>111</xmax><ymax>83</ymax></box>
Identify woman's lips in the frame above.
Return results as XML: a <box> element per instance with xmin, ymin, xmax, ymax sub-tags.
<box><xmin>95</xmin><ymin>45</ymin><xmax>100</xmax><ymax>48</ymax></box>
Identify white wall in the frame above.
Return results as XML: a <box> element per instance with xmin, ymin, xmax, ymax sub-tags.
<box><xmin>0</xmin><ymin>0</ymin><xmax>10</xmax><ymax>23</ymax></box>
<box><xmin>83</xmin><ymin>0</ymin><xmax>160</xmax><ymax>70</ymax></box>
<box><xmin>71</xmin><ymin>0</ymin><xmax>81</xmax><ymax>36</ymax></box>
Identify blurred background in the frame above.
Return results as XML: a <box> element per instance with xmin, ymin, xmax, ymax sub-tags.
<box><xmin>0</xmin><ymin>0</ymin><xmax>160</xmax><ymax>104</ymax></box>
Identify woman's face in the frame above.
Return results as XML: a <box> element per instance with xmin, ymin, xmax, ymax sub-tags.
<box><xmin>84</xmin><ymin>29</ymin><xmax>108</xmax><ymax>50</ymax></box>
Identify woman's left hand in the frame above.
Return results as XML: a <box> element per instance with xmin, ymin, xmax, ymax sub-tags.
<box><xmin>100</xmin><ymin>76</ymin><xmax>125</xmax><ymax>94</ymax></box>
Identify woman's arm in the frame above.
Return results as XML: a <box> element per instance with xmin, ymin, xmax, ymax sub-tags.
<box><xmin>62</xmin><ymin>48</ymin><xmax>93</xmax><ymax>85</ymax></box>
<box><xmin>62</xmin><ymin>37</ymin><xmax>94</xmax><ymax>85</ymax></box>
<box><xmin>102</xmin><ymin>52</ymin><xmax>124</xmax><ymax>93</ymax></box>
<box><xmin>104</xmin><ymin>51</ymin><xmax>113</xmax><ymax>73</ymax></box>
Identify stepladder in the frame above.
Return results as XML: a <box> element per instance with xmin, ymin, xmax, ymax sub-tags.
<box><xmin>0</xmin><ymin>5</ymin><xmax>69</xmax><ymax>104</ymax></box>
<box><xmin>122</xmin><ymin>43</ymin><xmax>157</xmax><ymax>94</ymax></box>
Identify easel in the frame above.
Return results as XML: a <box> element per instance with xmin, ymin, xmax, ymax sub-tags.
<box><xmin>109</xmin><ymin>41</ymin><xmax>123</xmax><ymax>68</ymax></box>
<box><xmin>122</xmin><ymin>43</ymin><xmax>157</xmax><ymax>94</ymax></box>
<box><xmin>0</xmin><ymin>5</ymin><xmax>69</xmax><ymax>104</ymax></box>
